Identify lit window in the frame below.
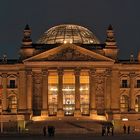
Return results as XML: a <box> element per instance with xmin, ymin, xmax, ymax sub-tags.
<box><xmin>8</xmin><ymin>96</ymin><xmax>17</xmax><ymax>111</ymax></box>
<box><xmin>120</xmin><ymin>95</ymin><xmax>129</xmax><ymax>112</ymax></box>
<box><xmin>48</xmin><ymin>73</ymin><xmax>58</xmax><ymax>116</ymax></box>
<box><xmin>135</xmin><ymin>95</ymin><xmax>140</xmax><ymax>112</ymax></box>
<box><xmin>80</xmin><ymin>73</ymin><xmax>89</xmax><ymax>115</ymax></box>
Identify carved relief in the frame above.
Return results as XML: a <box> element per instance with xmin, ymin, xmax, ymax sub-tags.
<box><xmin>74</xmin><ymin>68</ymin><xmax>81</xmax><ymax>76</ymax></box>
<box><xmin>95</xmin><ymin>75</ymin><xmax>105</xmax><ymax>114</ymax></box>
<box><xmin>42</xmin><ymin>69</ymin><xmax>48</xmax><ymax>76</ymax></box>
<box><xmin>45</xmin><ymin>48</ymin><xmax>97</xmax><ymax>61</ymax></box>
<box><xmin>33</xmin><ymin>72</ymin><xmax>42</xmax><ymax>114</ymax></box>
<box><xmin>89</xmin><ymin>69</ymin><xmax>96</xmax><ymax>76</ymax></box>
<box><xmin>57</xmin><ymin>68</ymin><xmax>64</xmax><ymax>76</ymax></box>
<box><xmin>105</xmin><ymin>69</ymin><xmax>112</xmax><ymax>77</ymax></box>
<box><xmin>129</xmin><ymin>72</ymin><xmax>136</xmax><ymax>78</ymax></box>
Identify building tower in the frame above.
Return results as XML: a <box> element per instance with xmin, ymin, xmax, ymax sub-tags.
<box><xmin>138</xmin><ymin>50</ymin><xmax>140</xmax><ymax>62</ymax></box>
<box><xmin>20</xmin><ymin>24</ymin><xmax>34</xmax><ymax>59</ymax></box>
<box><xmin>103</xmin><ymin>24</ymin><xmax>119</xmax><ymax>60</ymax></box>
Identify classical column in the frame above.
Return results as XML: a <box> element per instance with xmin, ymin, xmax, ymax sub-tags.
<box><xmin>18</xmin><ymin>70</ymin><xmax>27</xmax><ymax>112</ymax></box>
<box><xmin>74</xmin><ymin>69</ymin><xmax>81</xmax><ymax>117</ymax></box>
<box><xmin>95</xmin><ymin>74</ymin><xmax>105</xmax><ymax>115</ymax></box>
<box><xmin>89</xmin><ymin>69</ymin><xmax>96</xmax><ymax>116</ymax></box>
<box><xmin>26</xmin><ymin>70</ymin><xmax>33</xmax><ymax>113</ymax></box>
<box><xmin>2</xmin><ymin>73</ymin><xmax>7</xmax><ymax>111</ymax></box>
<box><xmin>129</xmin><ymin>72</ymin><xmax>135</xmax><ymax>112</ymax></box>
<box><xmin>111</xmin><ymin>70</ymin><xmax>120</xmax><ymax>113</ymax></box>
<box><xmin>57</xmin><ymin>69</ymin><xmax>64</xmax><ymax>117</ymax></box>
<box><xmin>32</xmin><ymin>72</ymin><xmax>42</xmax><ymax>116</ymax></box>
<box><xmin>105</xmin><ymin>69</ymin><xmax>112</xmax><ymax>112</ymax></box>
<box><xmin>41</xmin><ymin>69</ymin><xmax>48</xmax><ymax>116</ymax></box>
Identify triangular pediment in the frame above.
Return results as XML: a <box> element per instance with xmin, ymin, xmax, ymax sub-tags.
<box><xmin>24</xmin><ymin>44</ymin><xmax>114</xmax><ymax>62</ymax></box>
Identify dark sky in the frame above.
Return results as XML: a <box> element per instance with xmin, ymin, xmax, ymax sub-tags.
<box><xmin>0</xmin><ymin>0</ymin><xmax>140</xmax><ymax>59</ymax></box>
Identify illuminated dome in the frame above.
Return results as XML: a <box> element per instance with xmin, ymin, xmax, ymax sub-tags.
<box><xmin>37</xmin><ymin>24</ymin><xmax>100</xmax><ymax>44</ymax></box>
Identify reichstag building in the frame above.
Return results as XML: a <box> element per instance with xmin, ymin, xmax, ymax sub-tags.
<box><xmin>0</xmin><ymin>24</ymin><xmax>140</xmax><ymax>126</ymax></box>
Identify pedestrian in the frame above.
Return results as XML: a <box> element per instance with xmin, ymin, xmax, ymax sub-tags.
<box><xmin>111</xmin><ymin>126</ymin><xmax>114</xmax><ymax>136</ymax></box>
<box><xmin>102</xmin><ymin>125</ymin><xmax>106</xmax><ymax>136</ymax></box>
<box><xmin>107</xmin><ymin>125</ymin><xmax>110</xmax><ymax>136</ymax></box>
<box><xmin>127</xmin><ymin>125</ymin><xmax>130</xmax><ymax>134</ymax></box>
<box><xmin>18</xmin><ymin>126</ymin><xmax>21</xmax><ymax>133</ymax></box>
<box><xmin>123</xmin><ymin>124</ymin><xmax>126</xmax><ymax>134</ymax></box>
<box><xmin>43</xmin><ymin>126</ymin><xmax>46</xmax><ymax>136</ymax></box>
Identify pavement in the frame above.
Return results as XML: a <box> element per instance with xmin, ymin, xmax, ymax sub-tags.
<box><xmin>1</xmin><ymin>133</ymin><xmax>140</xmax><ymax>140</ymax></box>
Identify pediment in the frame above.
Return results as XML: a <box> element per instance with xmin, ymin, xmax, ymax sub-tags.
<box><xmin>24</xmin><ymin>44</ymin><xmax>114</xmax><ymax>62</ymax></box>
<box><xmin>41</xmin><ymin>47</ymin><xmax>99</xmax><ymax>61</ymax></box>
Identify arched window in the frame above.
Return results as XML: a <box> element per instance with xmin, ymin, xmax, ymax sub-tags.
<box><xmin>135</xmin><ymin>95</ymin><xmax>140</xmax><ymax>112</ymax></box>
<box><xmin>120</xmin><ymin>95</ymin><xmax>129</xmax><ymax>112</ymax></box>
<box><xmin>8</xmin><ymin>96</ymin><xmax>17</xmax><ymax>112</ymax></box>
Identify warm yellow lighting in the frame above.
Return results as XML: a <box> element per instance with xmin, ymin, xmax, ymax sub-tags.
<box><xmin>62</xmin><ymin>87</ymin><xmax>75</xmax><ymax>91</ymax></box>
<box><xmin>90</xmin><ymin>40</ymin><xmax>93</xmax><ymax>43</ymax></box>
<box><xmin>50</xmin><ymin>88</ymin><xmax>58</xmax><ymax>91</ymax></box>
<box><xmin>64</xmin><ymin>40</ymin><xmax>67</xmax><ymax>44</ymax></box>
<box><xmin>80</xmin><ymin>87</ymin><xmax>89</xmax><ymax>91</ymax></box>
<box><xmin>70</xmin><ymin>40</ymin><xmax>73</xmax><ymax>44</ymax></box>
<box><xmin>122</xmin><ymin>118</ymin><xmax>128</xmax><ymax>121</ymax></box>
<box><xmin>32</xmin><ymin>116</ymin><xmax>48</xmax><ymax>121</ymax></box>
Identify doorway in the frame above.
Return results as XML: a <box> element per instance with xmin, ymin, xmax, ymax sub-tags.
<box><xmin>63</xmin><ymin>93</ymin><xmax>75</xmax><ymax>116</ymax></box>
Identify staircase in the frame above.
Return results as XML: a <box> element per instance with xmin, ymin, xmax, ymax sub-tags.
<box><xmin>25</xmin><ymin>117</ymin><xmax>103</xmax><ymax>134</ymax></box>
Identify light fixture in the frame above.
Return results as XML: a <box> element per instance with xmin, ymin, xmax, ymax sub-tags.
<box><xmin>122</xmin><ymin>118</ymin><xmax>128</xmax><ymax>121</ymax></box>
<box><xmin>64</xmin><ymin>40</ymin><xmax>67</xmax><ymax>44</ymax></box>
<box><xmin>50</xmin><ymin>88</ymin><xmax>58</xmax><ymax>91</ymax></box>
<box><xmin>62</xmin><ymin>87</ymin><xmax>75</xmax><ymax>91</ymax></box>
<box><xmin>80</xmin><ymin>87</ymin><xmax>89</xmax><ymax>91</ymax></box>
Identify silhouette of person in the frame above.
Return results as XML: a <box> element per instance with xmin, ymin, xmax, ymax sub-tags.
<box><xmin>43</xmin><ymin>126</ymin><xmax>46</xmax><ymax>136</ymax></box>
<box><xmin>102</xmin><ymin>125</ymin><xmax>106</xmax><ymax>136</ymax></box>
<box><xmin>18</xmin><ymin>126</ymin><xmax>21</xmax><ymax>133</ymax></box>
<box><xmin>107</xmin><ymin>125</ymin><xmax>110</xmax><ymax>136</ymax></box>
<box><xmin>127</xmin><ymin>125</ymin><xmax>130</xmax><ymax>134</ymax></box>
<box><xmin>111</xmin><ymin>126</ymin><xmax>114</xmax><ymax>136</ymax></box>
<box><xmin>123</xmin><ymin>124</ymin><xmax>126</xmax><ymax>134</ymax></box>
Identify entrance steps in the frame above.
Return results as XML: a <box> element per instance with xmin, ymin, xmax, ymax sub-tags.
<box><xmin>26</xmin><ymin>117</ymin><xmax>105</xmax><ymax>134</ymax></box>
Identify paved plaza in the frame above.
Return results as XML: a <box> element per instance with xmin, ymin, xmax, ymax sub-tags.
<box><xmin>1</xmin><ymin>133</ymin><xmax>140</xmax><ymax>140</ymax></box>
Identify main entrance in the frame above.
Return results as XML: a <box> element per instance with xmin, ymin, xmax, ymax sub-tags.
<box><xmin>63</xmin><ymin>87</ymin><xmax>75</xmax><ymax>115</ymax></box>
<box><xmin>63</xmin><ymin>72</ymin><xmax>75</xmax><ymax>116</ymax></box>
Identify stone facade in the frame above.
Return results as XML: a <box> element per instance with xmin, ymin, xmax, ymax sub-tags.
<box><xmin>0</xmin><ymin>24</ymin><xmax>140</xmax><ymax>128</ymax></box>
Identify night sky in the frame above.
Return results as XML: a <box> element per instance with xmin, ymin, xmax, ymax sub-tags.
<box><xmin>0</xmin><ymin>0</ymin><xmax>140</xmax><ymax>59</ymax></box>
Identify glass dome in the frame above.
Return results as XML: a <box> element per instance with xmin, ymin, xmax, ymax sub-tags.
<box><xmin>37</xmin><ymin>24</ymin><xmax>100</xmax><ymax>44</ymax></box>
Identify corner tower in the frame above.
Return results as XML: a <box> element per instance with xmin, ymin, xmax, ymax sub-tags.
<box><xmin>20</xmin><ymin>24</ymin><xmax>34</xmax><ymax>59</ymax></box>
<box><xmin>103</xmin><ymin>24</ymin><xmax>119</xmax><ymax>60</ymax></box>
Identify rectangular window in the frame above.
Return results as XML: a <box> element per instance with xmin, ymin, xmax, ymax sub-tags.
<box><xmin>122</xmin><ymin>80</ymin><xmax>128</xmax><ymax>88</ymax></box>
<box><xmin>48</xmin><ymin>73</ymin><xmax>58</xmax><ymax>116</ymax></box>
<box><xmin>137</xmin><ymin>80</ymin><xmax>140</xmax><ymax>88</ymax></box>
<box><xmin>10</xmin><ymin>80</ymin><xmax>15</xmax><ymax>88</ymax></box>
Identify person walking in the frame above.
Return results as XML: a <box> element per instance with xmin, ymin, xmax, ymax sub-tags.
<box><xmin>18</xmin><ymin>126</ymin><xmax>21</xmax><ymax>133</ymax></box>
<box><xmin>111</xmin><ymin>126</ymin><xmax>114</xmax><ymax>136</ymax></box>
<box><xmin>102</xmin><ymin>125</ymin><xmax>106</xmax><ymax>136</ymax></box>
<box><xmin>123</xmin><ymin>124</ymin><xmax>126</xmax><ymax>134</ymax></box>
<box><xmin>43</xmin><ymin>126</ymin><xmax>47</xmax><ymax>136</ymax></box>
<box><xmin>107</xmin><ymin>125</ymin><xmax>110</xmax><ymax>136</ymax></box>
